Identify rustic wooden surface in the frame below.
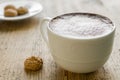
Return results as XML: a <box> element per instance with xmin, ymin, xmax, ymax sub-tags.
<box><xmin>0</xmin><ymin>0</ymin><xmax>120</xmax><ymax>80</ymax></box>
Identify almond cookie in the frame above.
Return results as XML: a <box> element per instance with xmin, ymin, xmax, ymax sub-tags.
<box><xmin>17</xmin><ymin>7</ymin><xmax>28</xmax><ymax>15</ymax></box>
<box><xmin>4</xmin><ymin>5</ymin><xmax>16</xmax><ymax>10</ymax></box>
<box><xmin>4</xmin><ymin>9</ymin><xmax>18</xmax><ymax>17</ymax></box>
<box><xmin>24</xmin><ymin>56</ymin><xmax>43</xmax><ymax>71</ymax></box>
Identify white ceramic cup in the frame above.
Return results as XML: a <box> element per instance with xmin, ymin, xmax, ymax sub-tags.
<box><xmin>40</xmin><ymin>13</ymin><xmax>115</xmax><ymax>73</ymax></box>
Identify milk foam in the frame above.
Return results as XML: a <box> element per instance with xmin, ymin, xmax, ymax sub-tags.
<box><xmin>50</xmin><ymin>14</ymin><xmax>113</xmax><ymax>38</ymax></box>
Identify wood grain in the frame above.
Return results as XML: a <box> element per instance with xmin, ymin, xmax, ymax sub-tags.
<box><xmin>0</xmin><ymin>0</ymin><xmax>120</xmax><ymax>80</ymax></box>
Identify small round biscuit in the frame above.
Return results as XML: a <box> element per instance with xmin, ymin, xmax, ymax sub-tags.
<box><xmin>4</xmin><ymin>9</ymin><xmax>18</xmax><ymax>17</ymax></box>
<box><xmin>17</xmin><ymin>7</ymin><xmax>28</xmax><ymax>15</ymax></box>
<box><xmin>4</xmin><ymin>5</ymin><xmax>16</xmax><ymax>10</ymax></box>
<box><xmin>24</xmin><ymin>56</ymin><xmax>43</xmax><ymax>71</ymax></box>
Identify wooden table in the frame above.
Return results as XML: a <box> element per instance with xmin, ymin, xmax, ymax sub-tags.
<box><xmin>0</xmin><ymin>0</ymin><xmax>120</xmax><ymax>80</ymax></box>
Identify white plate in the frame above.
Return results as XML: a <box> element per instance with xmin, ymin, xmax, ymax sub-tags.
<box><xmin>0</xmin><ymin>1</ymin><xmax>43</xmax><ymax>21</ymax></box>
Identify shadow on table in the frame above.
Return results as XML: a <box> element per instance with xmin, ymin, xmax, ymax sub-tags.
<box><xmin>0</xmin><ymin>17</ymin><xmax>40</xmax><ymax>32</ymax></box>
<box><xmin>39</xmin><ymin>66</ymin><xmax>113</xmax><ymax>80</ymax></box>
<box><xmin>62</xmin><ymin>67</ymin><xmax>113</xmax><ymax>80</ymax></box>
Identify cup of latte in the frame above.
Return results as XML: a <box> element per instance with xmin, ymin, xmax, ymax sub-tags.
<box><xmin>40</xmin><ymin>13</ymin><xmax>115</xmax><ymax>73</ymax></box>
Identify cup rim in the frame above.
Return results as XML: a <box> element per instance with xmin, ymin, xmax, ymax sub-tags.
<box><xmin>48</xmin><ymin>12</ymin><xmax>115</xmax><ymax>40</ymax></box>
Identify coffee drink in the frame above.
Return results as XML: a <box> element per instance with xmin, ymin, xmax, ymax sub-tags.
<box><xmin>40</xmin><ymin>13</ymin><xmax>115</xmax><ymax>73</ymax></box>
<box><xmin>50</xmin><ymin>13</ymin><xmax>113</xmax><ymax>38</ymax></box>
